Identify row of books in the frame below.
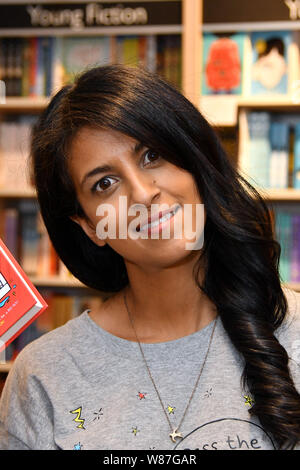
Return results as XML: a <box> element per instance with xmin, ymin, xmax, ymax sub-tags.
<box><xmin>244</xmin><ymin>112</ymin><xmax>300</xmax><ymax>189</ymax></box>
<box><xmin>202</xmin><ymin>30</ymin><xmax>297</xmax><ymax>96</ymax></box>
<box><xmin>0</xmin><ymin>115</ymin><xmax>38</xmax><ymax>192</ymax></box>
<box><xmin>0</xmin><ymin>34</ymin><xmax>181</xmax><ymax>97</ymax></box>
<box><xmin>1</xmin><ymin>200</ymin><xmax>70</xmax><ymax>279</ymax></box>
<box><xmin>3</xmin><ymin>290</ymin><xmax>106</xmax><ymax>362</ymax></box>
<box><xmin>274</xmin><ymin>208</ymin><xmax>300</xmax><ymax>283</ymax></box>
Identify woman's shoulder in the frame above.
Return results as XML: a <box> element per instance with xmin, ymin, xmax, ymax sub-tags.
<box><xmin>276</xmin><ymin>287</ymin><xmax>300</xmax><ymax>372</ymax></box>
<box><xmin>281</xmin><ymin>286</ymin><xmax>300</xmax><ymax>329</ymax></box>
<box><xmin>10</xmin><ymin>310</ymin><xmax>97</xmax><ymax>375</ymax></box>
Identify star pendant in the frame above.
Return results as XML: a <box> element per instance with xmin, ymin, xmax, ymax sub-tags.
<box><xmin>170</xmin><ymin>428</ymin><xmax>183</xmax><ymax>443</ymax></box>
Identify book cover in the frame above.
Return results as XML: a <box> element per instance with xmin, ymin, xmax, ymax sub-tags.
<box><xmin>247</xmin><ymin>111</ymin><xmax>271</xmax><ymax>188</ymax></box>
<box><xmin>202</xmin><ymin>32</ymin><xmax>245</xmax><ymax>95</ymax></box>
<box><xmin>61</xmin><ymin>37</ymin><xmax>111</xmax><ymax>85</ymax></box>
<box><xmin>122</xmin><ymin>36</ymin><xmax>139</xmax><ymax>67</ymax></box>
<box><xmin>269</xmin><ymin>121</ymin><xmax>289</xmax><ymax>189</ymax></box>
<box><xmin>293</xmin><ymin>122</ymin><xmax>300</xmax><ymax>188</ymax></box>
<box><xmin>250</xmin><ymin>31</ymin><xmax>291</xmax><ymax>95</ymax></box>
<box><xmin>275</xmin><ymin>210</ymin><xmax>292</xmax><ymax>283</ymax></box>
<box><xmin>291</xmin><ymin>214</ymin><xmax>300</xmax><ymax>283</ymax></box>
<box><xmin>0</xmin><ymin>237</ymin><xmax>47</xmax><ymax>352</ymax></box>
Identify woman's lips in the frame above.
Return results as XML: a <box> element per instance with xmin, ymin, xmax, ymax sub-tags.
<box><xmin>137</xmin><ymin>205</ymin><xmax>180</xmax><ymax>235</ymax></box>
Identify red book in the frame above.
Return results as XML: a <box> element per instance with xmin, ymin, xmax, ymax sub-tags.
<box><xmin>0</xmin><ymin>238</ymin><xmax>47</xmax><ymax>352</ymax></box>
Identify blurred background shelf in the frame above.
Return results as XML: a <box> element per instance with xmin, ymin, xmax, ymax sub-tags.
<box><xmin>0</xmin><ymin>97</ymin><xmax>49</xmax><ymax>112</ymax></box>
<box><xmin>30</xmin><ymin>275</ymin><xmax>87</xmax><ymax>288</ymax></box>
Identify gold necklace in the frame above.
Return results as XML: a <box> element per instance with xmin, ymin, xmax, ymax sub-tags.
<box><xmin>123</xmin><ymin>291</ymin><xmax>218</xmax><ymax>443</ymax></box>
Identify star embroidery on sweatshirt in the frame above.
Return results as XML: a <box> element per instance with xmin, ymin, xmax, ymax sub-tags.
<box><xmin>244</xmin><ymin>395</ymin><xmax>255</xmax><ymax>407</ymax></box>
<box><xmin>137</xmin><ymin>392</ymin><xmax>147</xmax><ymax>400</ymax></box>
<box><xmin>132</xmin><ymin>426</ymin><xmax>140</xmax><ymax>436</ymax></box>
<box><xmin>73</xmin><ymin>442</ymin><xmax>83</xmax><ymax>450</ymax></box>
<box><xmin>167</xmin><ymin>405</ymin><xmax>176</xmax><ymax>414</ymax></box>
<box><xmin>204</xmin><ymin>387</ymin><xmax>213</xmax><ymax>398</ymax></box>
<box><xmin>93</xmin><ymin>408</ymin><xmax>104</xmax><ymax>421</ymax></box>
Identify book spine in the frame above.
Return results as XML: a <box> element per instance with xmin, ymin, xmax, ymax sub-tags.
<box><xmin>35</xmin><ymin>37</ymin><xmax>44</xmax><ymax>96</ymax></box>
<box><xmin>293</xmin><ymin>122</ymin><xmax>300</xmax><ymax>188</ymax></box>
<box><xmin>291</xmin><ymin>214</ymin><xmax>300</xmax><ymax>282</ymax></box>
<box><xmin>42</xmin><ymin>37</ymin><xmax>53</xmax><ymax>97</ymax></box>
<box><xmin>146</xmin><ymin>35</ymin><xmax>157</xmax><ymax>73</ymax></box>
<box><xmin>14</xmin><ymin>38</ymin><xmax>23</xmax><ymax>96</ymax></box>
<box><xmin>269</xmin><ymin>122</ymin><xmax>289</xmax><ymax>188</ymax></box>
<box><xmin>22</xmin><ymin>38</ymin><xmax>30</xmax><ymax>96</ymax></box>
<box><xmin>18</xmin><ymin>200</ymin><xmax>40</xmax><ymax>276</ymax></box>
<box><xmin>138</xmin><ymin>36</ymin><xmax>147</xmax><ymax>68</ymax></box>
<box><xmin>51</xmin><ymin>37</ymin><xmax>64</xmax><ymax>94</ymax></box>
<box><xmin>3</xmin><ymin>208</ymin><xmax>18</xmax><ymax>259</ymax></box>
<box><xmin>275</xmin><ymin>210</ymin><xmax>292</xmax><ymax>283</ymax></box>
<box><xmin>5</xmin><ymin>38</ymin><xmax>14</xmax><ymax>96</ymax></box>
<box><xmin>247</xmin><ymin>112</ymin><xmax>271</xmax><ymax>188</ymax></box>
<box><xmin>29</xmin><ymin>37</ymin><xmax>38</xmax><ymax>96</ymax></box>
<box><xmin>123</xmin><ymin>36</ymin><xmax>139</xmax><ymax>66</ymax></box>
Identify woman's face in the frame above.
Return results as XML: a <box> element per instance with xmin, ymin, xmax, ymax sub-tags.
<box><xmin>68</xmin><ymin>126</ymin><xmax>204</xmax><ymax>271</ymax></box>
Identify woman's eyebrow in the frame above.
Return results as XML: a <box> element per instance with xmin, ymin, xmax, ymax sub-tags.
<box><xmin>80</xmin><ymin>141</ymin><xmax>145</xmax><ymax>189</ymax></box>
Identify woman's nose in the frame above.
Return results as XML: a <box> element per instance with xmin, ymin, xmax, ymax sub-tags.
<box><xmin>128</xmin><ymin>173</ymin><xmax>160</xmax><ymax>208</ymax></box>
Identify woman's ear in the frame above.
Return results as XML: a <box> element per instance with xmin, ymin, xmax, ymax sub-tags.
<box><xmin>70</xmin><ymin>215</ymin><xmax>106</xmax><ymax>247</ymax></box>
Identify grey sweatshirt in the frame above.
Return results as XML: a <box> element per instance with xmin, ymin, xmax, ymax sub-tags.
<box><xmin>0</xmin><ymin>287</ymin><xmax>299</xmax><ymax>450</ymax></box>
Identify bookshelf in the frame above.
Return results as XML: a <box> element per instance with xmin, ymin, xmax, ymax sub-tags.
<box><xmin>198</xmin><ymin>0</ymin><xmax>300</xmax><ymax>292</ymax></box>
<box><xmin>0</xmin><ymin>97</ymin><xmax>49</xmax><ymax>112</ymax></box>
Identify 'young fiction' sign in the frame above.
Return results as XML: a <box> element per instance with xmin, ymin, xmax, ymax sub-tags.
<box><xmin>0</xmin><ymin>1</ymin><xmax>181</xmax><ymax>30</ymax></box>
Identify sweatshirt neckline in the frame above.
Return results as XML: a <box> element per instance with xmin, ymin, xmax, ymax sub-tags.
<box><xmin>80</xmin><ymin>309</ymin><xmax>219</xmax><ymax>361</ymax></box>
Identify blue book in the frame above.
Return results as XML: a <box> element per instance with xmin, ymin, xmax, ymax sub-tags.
<box><xmin>293</xmin><ymin>122</ymin><xmax>300</xmax><ymax>189</ymax></box>
<box><xmin>269</xmin><ymin>121</ymin><xmax>289</xmax><ymax>188</ymax></box>
<box><xmin>250</xmin><ymin>31</ymin><xmax>291</xmax><ymax>95</ymax></box>
<box><xmin>35</xmin><ymin>37</ymin><xmax>44</xmax><ymax>96</ymax></box>
<box><xmin>247</xmin><ymin>112</ymin><xmax>271</xmax><ymax>188</ymax></box>
<box><xmin>275</xmin><ymin>210</ymin><xmax>292</xmax><ymax>283</ymax></box>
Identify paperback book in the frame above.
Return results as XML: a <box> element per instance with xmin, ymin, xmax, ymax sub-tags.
<box><xmin>202</xmin><ymin>32</ymin><xmax>245</xmax><ymax>95</ymax></box>
<box><xmin>0</xmin><ymin>237</ymin><xmax>47</xmax><ymax>352</ymax></box>
<box><xmin>250</xmin><ymin>31</ymin><xmax>291</xmax><ymax>95</ymax></box>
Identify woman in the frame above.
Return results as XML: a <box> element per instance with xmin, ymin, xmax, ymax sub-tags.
<box><xmin>0</xmin><ymin>65</ymin><xmax>299</xmax><ymax>450</ymax></box>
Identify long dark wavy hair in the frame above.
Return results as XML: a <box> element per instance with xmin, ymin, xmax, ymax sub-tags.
<box><xmin>29</xmin><ymin>64</ymin><xmax>300</xmax><ymax>449</ymax></box>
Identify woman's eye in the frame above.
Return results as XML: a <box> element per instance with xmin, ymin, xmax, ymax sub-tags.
<box><xmin>143</xmin><ymin>149</ymin><xmax>160</xmax><ymax>166</ymax></box>
<box><xmin>92</xmin><ymin>176</ymin><xmax>117</xmax><ymax>193</ymax></box>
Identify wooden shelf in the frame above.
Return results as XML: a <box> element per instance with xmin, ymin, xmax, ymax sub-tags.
<box><xmin>0</xmin><ymin>361</ymin><xmax>13</xmax><ymax>373</ymax></box>
<box><xmin>0</xmin><ymin>187</ymin><xmax>36</xmax><ymax>198</ymax></box>
<box><xmin>31</xmin><ymin>275</ymin><xmax>87</xmax><ymax>288</ymax></box>
<box><xmin>0</xmin><ymin>96</ymin><xmax>49</xmax><ymax>112</ymax></box>
<box><xmin>259</xmin><ymin>188</ymin><xmax>300</xmax><ymax>202</ymax></box>
<box><xmin>200</xmin><ymin>96</ymin><xmax>300</xmax><ymax>127</ymax></box>
<box><xmin>238</xmin><ymin>96</ymin><xmax>300</xmax><ymax>109</ymax></box>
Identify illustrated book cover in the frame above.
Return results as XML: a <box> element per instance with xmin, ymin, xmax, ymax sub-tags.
<box><xmin>0</xmin><ymin>237</ymin><xmax>47</xmax><ymax>352</ymax></box>
<box><xmin>249</xmin><ymin>30</ymin><xmax>291</xmax><ymax>95</ymax></box>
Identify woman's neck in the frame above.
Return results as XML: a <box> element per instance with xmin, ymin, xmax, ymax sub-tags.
<box><xmin>90</xmin><ymin>255</ymin><xmax>217</xmax><ymax>344</ymax></box>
